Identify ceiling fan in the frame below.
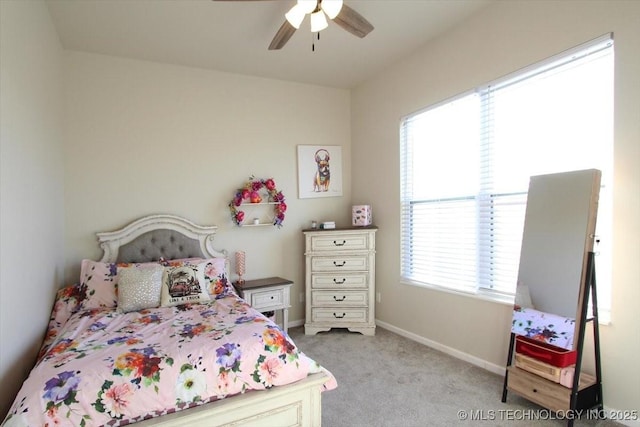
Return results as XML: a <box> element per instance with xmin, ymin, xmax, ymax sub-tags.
<box><xmin>214</xmin><ymin>0</ymin><xmax>374</xmax><ymax>50</ymax></box>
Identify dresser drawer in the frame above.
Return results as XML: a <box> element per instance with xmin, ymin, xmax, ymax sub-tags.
<box><xmin>248</xmin><ymin>287</ymin><xmax>286</xmax><ymax>310</ymax></box>
<box><xmin>311</xmin><ymin>273</ymin><xmax>368</xmax><ymax>289</ymax></box>
<box><xmin>311</xmin><ymin>255</ymin><xmax>368</xmax><ymax>272</ymax></box>
<box><xmin>310</xmin><ymin>233</ymin><xmax>370</xmax><ymax>252</ymax></box>
<box><xmin>311</xmin><ymin>290</ymin><xmax>368</xmax><ymax>307</ymax></box>
<box><xmin>311</xmin><ymin>307</ymin><xmax>368</xmax><ymax>323</ymax></box>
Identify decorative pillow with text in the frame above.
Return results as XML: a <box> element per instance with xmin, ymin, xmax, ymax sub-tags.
<box><xmin>160</xmin><ymin>263</ymin><xmax>211</xmax><ymax>307</ymax></box>
<box><xmin>160</xmin><ymin>257</ymin><xmax>233</xmax><ymax>298</ymax></box>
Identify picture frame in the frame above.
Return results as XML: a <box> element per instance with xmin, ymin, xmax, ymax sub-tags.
<box><xmin>297</xmin><ymin>145</ymin><xmax>343</xmax><ymax>199</ymax></box>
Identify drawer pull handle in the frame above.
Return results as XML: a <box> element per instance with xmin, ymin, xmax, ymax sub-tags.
<box><xmin>333</xmin><ymin>240</ymin><xmax>346</xmax><ymax>246</ymax></box>
<box><xmin>333</xmin><ymin>295</ymin><xmax>346</xmax><ymax>301</ymax></box>
<box><xmin>333</xmin><ymin>261</ymin><xmax>346</xmax><ymax>267</ymax></box>
<box><xmin>333</xmin><ymin>278</ymin><xmax>346</xmax><ymax>284</ymax></box>
<box><xmin>532</xmin><ymin>388</ymin><xmax>538</xmax><ymax>393</ymax></box>
<box><xmin>333</xmin><ymin>312</ymin><xmax>346</xmax><ymax>318</ymax></box>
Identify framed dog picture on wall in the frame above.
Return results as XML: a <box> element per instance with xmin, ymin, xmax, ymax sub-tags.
<box><xmin>297</xmin><ymin>145</ymin><xmax>343</xmax><ymax>198</ymax></box>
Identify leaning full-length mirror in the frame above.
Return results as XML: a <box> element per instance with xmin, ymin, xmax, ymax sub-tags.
<box><xmin>512</xmin><ymin>169</ymin><xmax>601</xmax><ymax>350</ymax></box>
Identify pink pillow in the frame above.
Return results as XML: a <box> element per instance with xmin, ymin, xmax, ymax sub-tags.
<box><xmin>78</xmin><ymin>259</ymin><xmax>119</xmax><ymax>310</ymax></box>
<box><xmin>78</xmin><ymin>259</ymin><xmax>157</xmax><ymax>310</ymax></box>
<box><xmin>201</xmin><ymin>258</ymin><xmax>232</xmax><ymax>297</ymax></box>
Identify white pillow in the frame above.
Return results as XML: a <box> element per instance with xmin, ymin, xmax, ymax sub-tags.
<box><xmin>160</xmin><ymin>263</ymin><xmax>211</xmax><ymax>307</ymax></box>
<box><xmin>117</xmin><ymin>265</ymin><xmax>164</xmax><ymax>313</ymax></box>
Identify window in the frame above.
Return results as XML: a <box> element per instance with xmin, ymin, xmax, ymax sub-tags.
<box><xmin>400</xmin><ymin>35</ymin><xmax>613</xmax><ymax>318</ymax></box>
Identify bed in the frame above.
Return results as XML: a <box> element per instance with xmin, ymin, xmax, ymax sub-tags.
<box><xmin>2</xmin><ymin>214</ymin><xmax>335</xmax><ymax>427</ymax></box>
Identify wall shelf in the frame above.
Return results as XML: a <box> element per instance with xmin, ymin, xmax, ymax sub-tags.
<box><xmin>237</xmin><ymin>202</ymin><xmax>277</xmax><ymax>227</ymax></box>
<box><xmin>229</xmin><ymin>177</ymin><xmax>286</xmax><ymax>228</ymax></box>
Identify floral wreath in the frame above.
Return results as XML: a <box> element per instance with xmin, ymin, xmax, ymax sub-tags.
<box><xmin>229</xmin><ymin>177</ymin><xmax>287</xmax><ymax>227</ymax></box>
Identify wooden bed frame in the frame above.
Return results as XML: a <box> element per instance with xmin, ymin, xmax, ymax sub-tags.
<box><xmin>96</xmin><ymin>214</ymin><xmax>328</xmax><ymax>427</ymax></box>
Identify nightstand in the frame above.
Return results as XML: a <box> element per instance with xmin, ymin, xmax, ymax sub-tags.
<box><xmin>234</xmin><ymin>277</ymin><xmax>293</xmax><ymax>332</ymax></box>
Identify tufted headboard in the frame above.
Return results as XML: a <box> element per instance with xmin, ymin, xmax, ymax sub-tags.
<box><xmin>96</xmin><ymin>214</ymin><xmax>226</xmax><ymax>263</ymax></box>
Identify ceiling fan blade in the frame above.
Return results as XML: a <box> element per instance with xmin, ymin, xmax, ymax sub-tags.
<box><xmin>268</xmin><ymin>20</ymin><xmax>297</xmax><ymax>50</ymax></box>
<box><xmin>333</xmin><ymin>4</ymin><xmax>374</xmax><ymax>38</ymax></box>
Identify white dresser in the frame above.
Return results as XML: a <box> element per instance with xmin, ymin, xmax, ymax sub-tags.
<box><xmin>303</xmin><ymin>227</ymin><xmax>377</xmax><ymax>336</ymax></box>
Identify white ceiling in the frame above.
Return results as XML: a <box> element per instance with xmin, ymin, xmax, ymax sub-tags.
<box><xmin>46</xmin><ymin>0</ymin><xmax>494</xmax><ymax>89</ymax></box>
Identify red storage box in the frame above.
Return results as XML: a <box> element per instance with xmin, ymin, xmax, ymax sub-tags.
<box><xmin>515</xmin><ymin>335</ymin><xmax>577</xmax><ymax>368</ymax></box>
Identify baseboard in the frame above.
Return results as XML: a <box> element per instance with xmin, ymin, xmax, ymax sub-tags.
<box><xmin>375</xmin><ymin>319</ymin><xmax>506</xmax><ymax>376</ymax></box>
<box><xmin>288</xmin><ymin>318</ymin><xmax>305</xmax><ymax>328</ymax></box>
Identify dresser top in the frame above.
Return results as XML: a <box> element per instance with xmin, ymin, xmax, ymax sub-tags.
<box><xmin>302</xmin><ymin>225</ymin><xmax>378</xmax><ymax>232</ymax></box>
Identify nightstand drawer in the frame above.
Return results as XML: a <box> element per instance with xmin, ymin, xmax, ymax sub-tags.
<box><xmin>311</xmin><ymin>273</ymin><xmax>368</xmax><ymax>289</ymax></box>
<box><xmin>311</xmin><ymin>307</ymin><xmax>368</xmax><ymax>323</ymax></box>
<box><xmin>311</xmin><ymin>256</ymin><xmax>368</xmax><ymax>272</ymax></box>
<box><xmin>311</xmin><ymin>290</ymin><xmax>368</xmax><ymax>307</ymax></box>
<box><xmin>249</xmin><ymin>288</ymin><xmax>286</xmax><ymax>310</ymax></box>
<box><xmin>310</xmin><ymin>234</ymin><xmax>370</xmax><ymax>252</ymax></box>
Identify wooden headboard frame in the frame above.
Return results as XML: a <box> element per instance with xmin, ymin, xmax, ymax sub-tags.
<box><xmin>96</xmin><ymin>214</ymin><xmax>226</xmax><ymax>263</ymax></box>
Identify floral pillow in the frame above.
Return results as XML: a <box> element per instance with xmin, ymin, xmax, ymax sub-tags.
<box><xmin>201</xmin><ymin>258</ymin><xmax>233</xmax><ymax>297</ymax></box>
<box><xmin>78</xmin><ymin>259</ymin><xmax>159</xmax><ymax>310</ymax></box>
<box><xmin>78</xmin><ymin>259</ymin><xmax>119</xmax><ymax>310</ymax></box>
<box><xmin>160</xmin><ymin>263</ymin><xmax>211</xmax><ymax>307</ymax></box>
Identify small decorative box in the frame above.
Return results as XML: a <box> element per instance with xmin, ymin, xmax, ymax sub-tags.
<box><xmin>352</xmin><ymin>205</ymin><xmax>372</xmax><ymax>226</ymax></box>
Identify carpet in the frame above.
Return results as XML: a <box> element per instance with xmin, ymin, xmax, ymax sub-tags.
<box><xmin>289</xmin><ymin>326</ymin><xmax>620</xmax><ymax>427</ymax></box>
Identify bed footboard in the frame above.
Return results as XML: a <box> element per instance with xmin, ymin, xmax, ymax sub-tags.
<box><xmin>134</xmin><ymin>372</ymin><xmax>327</xmax><ymax>426</ymax></box>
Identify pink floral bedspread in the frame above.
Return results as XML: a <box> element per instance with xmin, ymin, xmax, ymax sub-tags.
<box><xmin>3</xmin><ymin>290</ymin><xmax>335</xmax><ymax>427</ymax></box>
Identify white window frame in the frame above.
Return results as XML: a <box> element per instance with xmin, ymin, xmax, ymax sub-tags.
<box><xmin>400</xmin><ymin>35</ymin><xmax>613</xmax><ymax>320</ymax></box>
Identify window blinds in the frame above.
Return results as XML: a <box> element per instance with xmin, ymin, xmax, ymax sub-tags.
<box><xmin>400</xmin><ymin>34</ymin><xmax>613</xmax><ymax>303</ymax></box>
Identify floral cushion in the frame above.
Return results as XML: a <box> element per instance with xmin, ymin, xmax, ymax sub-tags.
<box><xmin>78</xmin><ymin>260</ymin><xmax>157</xmax><ymax>310</ymax></box>
<box><xmin>78</xmin><ymin>259</ymin><xmax>120</xmax><ymax>310</ymax></box>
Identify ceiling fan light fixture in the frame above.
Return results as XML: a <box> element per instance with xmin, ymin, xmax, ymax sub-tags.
<box><xmin>320</xmin><ymin>0</ymin><xmax>343</xmax><ymax>20</ymax></box>
<box><xmin>310</xmin><ymin>10</ymin><xmax>328</xmax><ymax>32</ymax></box>
<box><xmin>285</xmin><ymin>4</ymin><xmax>306</xmax><ymax>29</ymax></box>
<box><xmin>297</xmin><ymin>0</ymin><xmax>317</xmax><ymax>15</ymax></box>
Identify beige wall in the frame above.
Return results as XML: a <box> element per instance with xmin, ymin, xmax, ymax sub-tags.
<box><xmin>352</xmin><ymin>0</ymin><xmax>640</xmax><ymax>415</ymax></box>
<box><xmin>0</xmin><ymin>0</ymin><xmax>65</xmax><ymax>419</ymax></box>
<box><xmin>63</xmin><ymin>51</ymin><xmax>352</xmax><ymax>323</ymax></box>
<box><xmin>3</xmin><ymin>0</ymin><xmax>639</xmax><ymax>421</ymax></box>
